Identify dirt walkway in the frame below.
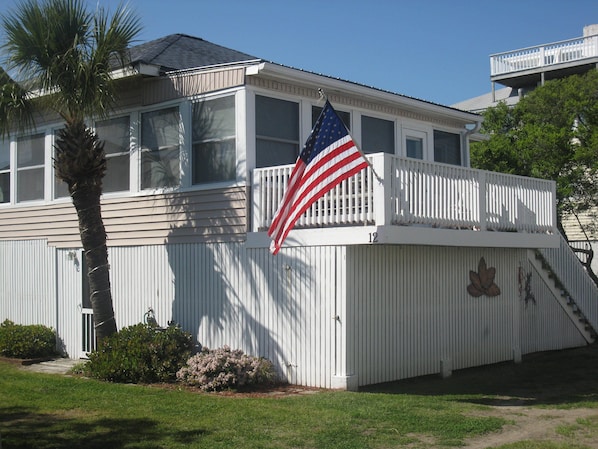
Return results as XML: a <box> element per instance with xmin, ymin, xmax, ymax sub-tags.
<box><xmin>463</xmin><ymin>406</ymin><xmax>598</xmax><ymax>448</ymax></box>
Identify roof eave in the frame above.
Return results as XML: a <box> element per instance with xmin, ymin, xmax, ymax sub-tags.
<box><xmin>248</xmin><ymin>62</ymin><xmax>482</xmax><ymax>125</ymax></box>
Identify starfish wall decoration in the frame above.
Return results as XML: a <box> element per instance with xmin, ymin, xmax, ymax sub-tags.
<box><xmin>467</xmin><ymin>257</ymin><xmax>501</xmax><ymax>297</ymax></box>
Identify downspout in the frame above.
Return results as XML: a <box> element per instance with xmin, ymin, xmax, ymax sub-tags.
<box><xmin>462</xmin><ymin>119</ymin><xmax>482</xmax><ymax>168</ymax></box>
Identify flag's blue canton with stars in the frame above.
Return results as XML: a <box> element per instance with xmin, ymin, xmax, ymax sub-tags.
<box><xmin>268</xmin><ymin>100</ymin><xmax>368</xmax><ymax>255</ymax></box>
<box><xmin>300</xmin><ymin>104</ymin><xmax>349</xmax><ymax>165</ymax></box>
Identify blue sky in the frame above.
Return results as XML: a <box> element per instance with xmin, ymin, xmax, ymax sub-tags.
<box><xmin>1</xmin><ymin>0</ymin><xmax>597</xmax><ymax>106</ymax></box>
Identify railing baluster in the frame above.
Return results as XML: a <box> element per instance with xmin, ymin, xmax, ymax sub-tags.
<box><xmin>252</xmin><ymin>154</ymin><xmax>556</xmax><ymax>234</ymax></box>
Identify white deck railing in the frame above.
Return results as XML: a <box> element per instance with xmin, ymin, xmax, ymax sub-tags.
<box><xmin>490</xmin><ymin>33</ymin><xmax>598</xmax><ymax>76</ymax></box>
<box><xmin>252</xmin><ymin>153</ymin><xmax>557</xmax><ymax>234</ymax></box>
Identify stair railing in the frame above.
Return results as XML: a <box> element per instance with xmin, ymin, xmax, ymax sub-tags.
<box><xmin>538</xmin><ymin>234</ymin><xmax>598</xmax><ymax>332</ymax></box>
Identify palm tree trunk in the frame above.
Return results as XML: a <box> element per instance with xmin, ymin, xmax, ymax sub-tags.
<box><xmin>55</xmin><ymin>119</ymin><xmax>117</xmax><ymax>342</ymax></box>
<box><xmin>71</xmin><ymin>181</ymin><xmax>117</xmax><ymax>340</ymax></box>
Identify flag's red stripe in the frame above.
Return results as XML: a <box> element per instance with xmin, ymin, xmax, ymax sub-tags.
<box><xmin>284</xmin><ymin>157</ymin><xmax>368</xmax><ymax>232</ymax></box>
<box><xmin>295</xmin><ymin>150</ymin><xmax>364</xmax><ymax>204</ymax></box>
<box><xmin>273</xmin><ymin>162</ymin><xmax>368</xmax><ymax>252</ymax></box>
<box><xmin>272</xmin><ymin>155</ymin><xmax>368</xmax><ymax>250</ymax></box>
<box><xmin>268</xmin><ymin>161</ymin><xmax>305</xmax><ymax>236</ymax></box>
<box><xmin>269</xmin><ymin>138</ymin><xmax>355</xmax><ymax>238</ymax></box>
<box><xmin>302</xmin><ymin>139</ymin><xmax>356</xmax><ymax>181</ymax></box>
<box><xmin>269</xmin><ymin>143</ymin><xmax>367</xmax><ymax>253</ymax></box>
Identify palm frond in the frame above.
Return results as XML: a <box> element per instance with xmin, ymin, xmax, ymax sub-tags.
<box><xmin>1</xmin><ymin>0</ymin><xmax>142</xmax><ymax>122</ymax></box>
<box><xmin>0</xmin><ymin>66</ymin><xmax>33</xmax><ymax>137</ymax></box>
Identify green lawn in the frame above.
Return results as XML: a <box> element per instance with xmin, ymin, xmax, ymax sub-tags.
<box><xmin>2</xmin><ymin>345</ymin><xmax>598</xmax><ymax>448</ymax></box>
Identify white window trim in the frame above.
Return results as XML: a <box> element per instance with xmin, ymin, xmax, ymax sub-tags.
<box><xmin>189</xmin><ymin>91</ymin><xmax>241</xmax><ymax>187</ymax></box>
<box><xmin>402</xmin><ymin>123</ymin><xmax>431</xmax><ymax>161</ymax></box>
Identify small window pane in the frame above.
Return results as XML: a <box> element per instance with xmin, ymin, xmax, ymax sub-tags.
<box><xmin>97</xmin><ymin>116</ymin><xmax>130</xmax><ymax>156</ymax></box>
<box><xmin>256</xmin><ymin>139</ymin><xmax>299</xmax><ymax>167</ymax></box>
<box><xmin>97</xmin><ymin>116</ymin><xmax>130</xmax><ymax>192</ymax></box>
<box><xmin>434</xmin><ymin>130</ymin><xmax>461</xmax><ymax>165</ymax></box>
<box><xmin>192</xmin><ymin>96</ymin><xmax>236</xmax><ymax>184</ymax></box>
<box><xmin>52</xmin><ymin>128</ymin><xmax>70</xmax><ymax>199</ymax></box>
<box><xmin>193</xmin><ymin>141</ymin><xmax>236</xmax><ymax>184</ymax></box>
<box><xmin>104</xmin><ymin>154</ymin><xmax>130</xmax><ymax>192</ymax></box>
<box><xmin>193</xmin><ymin>96</ymin><xmax>235</xmax><ymax>142</ymax></box>
<box><xmin>406</xmin><ymin>137</ymin><xmax>423</xmax><ymax>159</ymax></box>
<box><xmin>0</xmin><ymin>142</ymin><xmax>9</xmax><ymax>170</ymax></box>
<box><xmin>141</xmin><ymin>108</ymin><xmax>180</xmax><ymax>189</ymax></box>
<box><xmin>255</xmin><ymin>96</ymin><xmax>299</xmax><ymax>167</ymax></box>
<box><xmin>54</xmin><ymin>177</ymin><xmax>69</xmax><ymax>199</ymax></box>
<box><xmin>17</xmin><ymin>134</ymin><xmax>45</xmax><ymax>167</ymax></box>
<box><xmin>141</xmin><ymin>147</ymin><xmax>180</xmax><ymax>189</ymax></box>
<box><xmin>361</xmin><ymin>115</ymin><xmax>394</xmax><ymax>154</ymax></box>
<box><xmin>312</xmin><ymin>106</ymin><xmax>351</xmax><ymax>130</ymax></box>
<box><xmin>256</xmin><ymin>96</ymin><xmax>299</xmax><ymax>141</ymax></box>
<box><xmin>0</xmin><ymin>172</ymin><xmax>9</xmax><ymax>203</ymax></box>
<box><xmin>17</xmin><ymin>167</ymin><xmax>44</xmax><ymax>202</ymax></box>
<box><xmin>17</xmin><ymin>134</ymin><xmax>44</xmax><ymax>202</ymax></box>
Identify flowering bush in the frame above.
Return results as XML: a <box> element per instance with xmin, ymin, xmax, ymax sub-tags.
<box><xmin>176</xmin><ymin>346</ymin><xmax>277</xmax><ymax>391</ymax></box>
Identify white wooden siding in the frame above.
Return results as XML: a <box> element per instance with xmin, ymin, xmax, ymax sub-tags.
<box><xmin>142</xmin><ymin>68</ymin><xmax>246</xmax><ymax>106</ymax></box>
<box><xmin>0</xmin><ymin>238</ymin><xmax>589</xmax><ymax>388</ymax></box>
<box><xmin>106</xmin><ymin>243</ymin><xmax>337</xmax><ymax>387</ymax></box>
<box><xmin>0</xmin><ymin>239</ymin><xmax>56</xmax><ymax>328</ymax></box>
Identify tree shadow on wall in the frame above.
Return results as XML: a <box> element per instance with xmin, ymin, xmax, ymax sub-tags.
<box><xmin>164</xmin><ymin>190</ymin><xmax>313</xmax><ymax>378</ymax></box>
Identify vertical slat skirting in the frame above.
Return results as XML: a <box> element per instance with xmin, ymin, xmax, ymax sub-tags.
<box><xmin>347</xmin><ymin>246</ymin><xmax>545</xmax><ymax>386</ymax></box>
<box><xmin>105</xmin><ymin>242</ymin><xmax>337</xmax><ymax>388</ymax></box>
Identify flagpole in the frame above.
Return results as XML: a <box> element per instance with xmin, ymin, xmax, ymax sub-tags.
<box><xmin>317</xmin><ymin>88</ymin><xmax>384</xmax><ymax>184</ymax></box>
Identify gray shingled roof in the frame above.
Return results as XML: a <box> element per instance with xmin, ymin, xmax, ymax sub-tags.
<box><xmin>127</xmin><ymin>34</ymin><xmax>259</xmax><ymax>72</ymax></box>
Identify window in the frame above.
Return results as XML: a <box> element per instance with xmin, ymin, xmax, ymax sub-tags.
<box><xmin>434</xmin><ymin>130</ymin><xmax>461</xmax><ymax>165</ymax></box>
<box><xmin>361</xmin><ymin>115</ymin><xmax>394</xmax><ymax>154</ymax></box>
<box><xmin>141</xmin><ymin>107</ymin><xmax>180</xmax><ymax>189</ymax></box>
<box><xmin>192</xmin><ymin>96</ymin><xmax>236</xmax><ymax>184</ymax></box>
<box><xmin>406</xmin><ymin>137</ymin><xmax>424</xmax><ymax>159</ymax></box>
<box><xmin>51</xmin><ymin>129</ymin><xmax>70</xmax><ymax>199</ymax></box>
<box><xmin>0</xmin><ymin>141</ymin><xmax>9</xmax><ymax>203</ymax></box>
<box><xmin>16</xmin><ymin>133</ymin><xmax>45</xmax><ymax>202</ymax></box>
<box><xmin>312</xmin><ymin>105</ymin><xmax>351</xmax><ymax>130</ymax></box>
<box><xmin>96</xmin><ymin>116</ymin><xmax>130</xmax><ymax>192</ymax></box>
<box><xmin>255</xmin><ymin>95</ymin><xmax>299</xmax><ymax>167</ymax></box>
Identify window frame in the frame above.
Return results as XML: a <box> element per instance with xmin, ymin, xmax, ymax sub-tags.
<box><xmin>254</xmin><ymin>94</ymin><xmax>300</xmax><ymax>168</ymax></box>
<box><xmin>191</xmin><ymin>93</ymin><xmax>237</xmax><ymax>185</ymax></box>
<box><xmin>402</xmin><ymin>127</ymin><xmax>429</xmax><ymax>160</ymax></box>
<box><xmin>360</xmin><ymin>113</ymin><xmax>395</xmax><ymax>155</ymax></box>
<box><xmin>433</xmin><ymin>129</ymin><xmax>462</xmax><ymax>166</ymax></box>
<box><xmin>15</xmin><ymin>132</ymin><xmax>46</xmax><ymax>203</ymax></box>
<box><xmin>139</xmin><ymin>105</ymin><xmax>182</xmax><ymax>191</ymax></box>
<box><xmin>95</xmin><ymin>115</ymin><xmax>132</xmax><ymax>194</ymax></box>
<box><xmin>0</xmin><ymin>140</ymin><xmax>10</xmax><ymax>204</ymax></box>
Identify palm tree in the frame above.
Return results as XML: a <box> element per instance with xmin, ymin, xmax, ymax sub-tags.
<box><xmin>0</xmin><ymin>0</ymin><xmax>141</xmax><ymax>340</ymax></box>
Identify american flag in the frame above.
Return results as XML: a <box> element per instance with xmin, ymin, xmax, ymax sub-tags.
<box><xmin>268</xmin><ymin>100</ymin><xmax>368</xmax><ymax>255</ymax></box>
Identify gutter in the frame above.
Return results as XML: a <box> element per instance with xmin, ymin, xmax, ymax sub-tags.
<box><xmin>246</xmin><ymin>61</ymin><xmax>481</xmax><ymax>124</ymax></box>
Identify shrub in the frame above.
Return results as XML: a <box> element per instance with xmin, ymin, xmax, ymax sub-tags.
<box><xmin>177</xmin><ymin>346</ymin><xmax>277</xmax><ymax>391</ymax></box>
<box><xmin>87</xmin><ymin>323</ymin><xmax>193</xmax><ymax>383</ymax></box>
<box><xmin>0</xmin><ymin>319</ymin><xmax>57</xmax><ymax>359</ymax></box>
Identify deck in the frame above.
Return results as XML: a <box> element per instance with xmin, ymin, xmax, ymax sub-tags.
<box><xmin>490</xmin><ymin>33</ymin><xmax>598</xmax><ymax>79</ymax></box>
<box><xmin>248</xmin><ymin>153</ymin><xmax>558</xmax><ymax>250</ymax></box>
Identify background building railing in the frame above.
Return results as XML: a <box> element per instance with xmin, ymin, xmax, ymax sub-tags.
<box><xmin>490</xmin><ymin>34</ymin><xmax>598</xmax><ymax>77</ymax></box>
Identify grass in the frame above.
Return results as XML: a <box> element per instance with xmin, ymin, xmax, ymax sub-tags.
<box><xmin>2</xmin><ymin>345</ymin><xmax>598</xmax><ymax>448</ymax></box>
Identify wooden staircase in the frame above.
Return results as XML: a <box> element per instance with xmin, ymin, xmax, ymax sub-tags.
<box><xmin>529</xmin><ymin>238</ymin><xmax>598</xmax><ymax>343</ymax></box>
